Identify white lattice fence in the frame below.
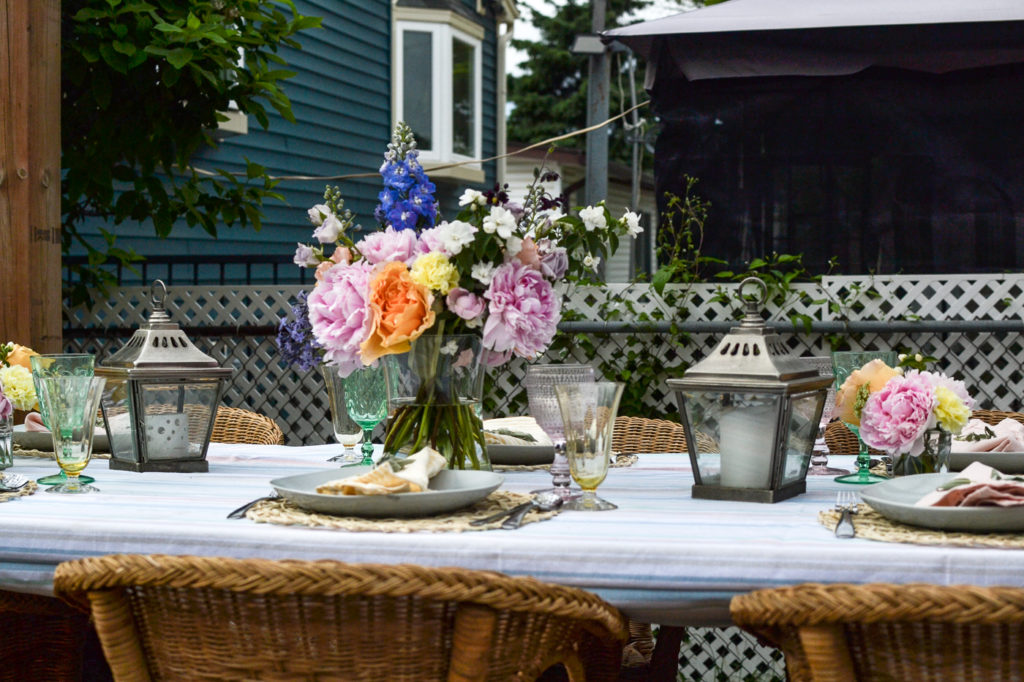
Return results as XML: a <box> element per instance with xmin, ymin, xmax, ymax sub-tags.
<box><xmin>64</xmin><ymin>274</ymin><xmax>1024</xmax><ymax>445</ymax></box>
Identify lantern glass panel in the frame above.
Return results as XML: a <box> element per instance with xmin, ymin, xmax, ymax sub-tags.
<box><xmin>139</xmin><ymin>381</ymin><xmax>220</xmax><ymax>460</ymax></box>
<box><xmin>101</xmin><ymin>374</ymin><xmax>136</xmax><ymax>463</ymax></box>
<box><xmin>684</xmin><ymin>391</ymin><xmax>781</xmax><ymax>489</ymax></box>
<box><xmin>781</xmin><ymin>391</ymin><xmax>825</xmax><ymax>486</ymax></box>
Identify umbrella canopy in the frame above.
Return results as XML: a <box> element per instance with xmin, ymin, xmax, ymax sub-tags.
<box><xmin>603</xmin><ymin>0</ymin><xmax>1024</xmax><ymax>82</ymax></box>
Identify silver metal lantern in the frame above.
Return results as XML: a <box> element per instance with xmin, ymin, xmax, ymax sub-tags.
<box><xmin>667</xmin><ymin>278</ymin><xmax>832</xmax><ymax>503</ymax></box>
<box><xmin>96</xmin><ymin>281</ymin><xmax>234</xmax><ymax>472</ymax></box>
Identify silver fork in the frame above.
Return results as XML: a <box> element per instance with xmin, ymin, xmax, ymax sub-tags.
<box><xmin>834</xmin><ymin>491</ymin><xmax>858</xmax><ymax>538</ymax></box>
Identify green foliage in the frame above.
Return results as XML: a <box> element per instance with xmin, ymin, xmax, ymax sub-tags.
<box><xmin>62</xmin><ymin>0</ymin><xmax>322</xmax><ymax>306</ymax></box>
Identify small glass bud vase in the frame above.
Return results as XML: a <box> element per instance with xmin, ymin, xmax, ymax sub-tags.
<box><xmin>890</xmin><ymin>428</ymin><xmax>951</xmax><ymax>477</ymax></box>
<box><xmin>0</xmin><ymin>415</ymin><xmax>13</xmax><ymax>470</ymax></box>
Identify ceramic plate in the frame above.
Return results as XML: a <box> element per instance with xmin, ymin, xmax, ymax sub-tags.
<box><xmin>13</xmin><ymin>427</ymin><xmax>109</xmax><ymax>453</ymax></box>
<box><xmin>487</xmin><ymin>443</ymin><xmax>555</xmax><ymax>465</ymax></box>
<box><xmin>949</xmin><ymin>452</ymin><xmax>1024</xmax><ymax>474</ymax></box>
<box><xmin>861</xmin><ymin>473</ymin><xmax>1024</xmax><ymax>532</ymax></box>
<box><xmin>270</xmin><ymin>468</ymin><xmax>504</xmax><ymax>518</ymax></box>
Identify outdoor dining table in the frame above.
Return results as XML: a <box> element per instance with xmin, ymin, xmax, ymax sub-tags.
<box><xmin>2</xmin><ymin>445</ymin><xmax>1024</xmax><ymax>627</ymax></box>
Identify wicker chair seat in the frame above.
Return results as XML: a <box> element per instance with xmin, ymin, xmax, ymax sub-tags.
<box><xmin>732</xmin><ymin>582</ymin><xmax>1024</xmax><ymax>681</ymax></box>
<box><xmin>55</xmin><ymin>554</ymin><xmax>628</xmax><ymax>682</ymax></box>
<box><xmin>211</xmin><ymin>405</ymin><xmax>284</xmax><ymax>445</ymax></box>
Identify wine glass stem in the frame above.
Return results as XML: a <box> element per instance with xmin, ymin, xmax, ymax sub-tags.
<box><xmin>856</xmin><ymin>436</ymin><xmax>873</xmax><ymax>481</ymax></box>
<box><xmin>550</xmin><ymin>442</ymin><xmax>571</xmax><ymax>489</ymax></box>
<box><xmin>360</xmin><ymin>429</ymin><xmax>375</xmax><ymax>465</ymax></box>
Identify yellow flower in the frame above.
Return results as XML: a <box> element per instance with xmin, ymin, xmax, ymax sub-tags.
<box><xmin>0</xmin><ymin>365</ymin><xmax>37</xmax><ymax>411</ymax></box>
<box><xmin>409</xmin><ymin>252</ymin><xmax>459</xmax><ymax>295</ymax></box>
<box><xmin>933</xmin><ymin>385</ymin><xmax>970</xmax><ymax>434</ymax></box>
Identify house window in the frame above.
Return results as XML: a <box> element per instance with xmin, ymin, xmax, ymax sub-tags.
<box><xmin>395</xmin><ymin>13</ymin><xmax>483</xmax><ymax>175</ymax></box>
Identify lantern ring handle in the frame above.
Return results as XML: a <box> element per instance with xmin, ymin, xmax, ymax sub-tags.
<box><xmin>150</xmin><ymin>280</ymin><xmax>168</xmax><ymax>311</ymax></box>
<box><xmin>738</xmin><ymin>276</ymin><xmax>768</xmax><ymax>306</ymax></box>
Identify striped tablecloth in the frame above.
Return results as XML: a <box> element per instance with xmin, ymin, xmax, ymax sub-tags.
<box><xmin>1</xmin><ymin>445</ymin><xmax>1022</xmax><ymax>626</ymax></box>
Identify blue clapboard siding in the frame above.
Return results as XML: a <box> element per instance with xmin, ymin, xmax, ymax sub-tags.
<box><xmin>70</xmin><ymin>0</ymin><xmax>501</xmax><ymax>274</ymax></box>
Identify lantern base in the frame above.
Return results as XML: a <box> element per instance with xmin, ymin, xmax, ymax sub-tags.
<box><xmin>692</xmin><ymin>480</ymin><xmax>805</xmax><ymax>504</ymax></box>
<box><xmin>109</xmin><ymin>458</ymin><xmax>209</xmax><ymax>473</ymax></box>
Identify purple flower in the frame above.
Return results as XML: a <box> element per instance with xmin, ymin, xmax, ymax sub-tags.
<box><xmin>293</xmin><ymin>243</ymin><xmax>317</xmax><ymax>268</ymax></box>
<box><xmin>537</xmin><ymin>239</ymin><xmax>569</xmax><ymax>279</ymax></box>
<box><xmin>307</xmin><ymin>261</ymin><xmax>375</xmax><ymax>377</ymax></box>
<box><xmin>381</xmin><ymin>159</ymin><xmax>416</xmax><ymax>191</ymax></box>
<box><xmin>446</xmin><ymin>288</ymin><xmax>486</xmax><ymax>322</ymax></box>
<box><xmin>357</xmin><ymin>226</ymin><xmax>420</xmax><ymax>266</ymax></box>
<box><xmin>0</xmin><ymin>389</ymin><xmax>12</xmax><ymax>421</ymax></box>
<box><xmin>859</xmin><ymin>373</ymin><xmax>937</xmax><ymax>456</ymax></box>
<box><xmin>276</xmin><ymin>292</ymin><xmax>321</xmax><ymax>372</ymax></box>
<box><xmin>483</xmin><ymin>262</ymin><xmax>561</xmax><ymax>358</ymax></box>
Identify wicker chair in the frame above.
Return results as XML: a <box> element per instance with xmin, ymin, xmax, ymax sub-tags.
<box><xmin>54</xmin><ymin>554</ymin><xmax>628</xmax><ymax>682</ymax></box>
<box><xmin>0</xmin><ymin>590</ymin><xmax>94</xmax><ymax>681</ymax></box>
<box><xmin>731</xmin><ymin>582</ymin><xmax>1024</xmax><ymax>681</ymax></box>
<box><xmin>210</xmin><ymin>405</ymin><xmax>284</xmax><ymax>445</ymax></box>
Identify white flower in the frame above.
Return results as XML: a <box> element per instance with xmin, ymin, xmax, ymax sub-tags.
<box><xmin>307</xmin><ymin>204</ymin><xmax>329</xmax><ymax>226</ymax></box>
<box><xmin>293</xmin><ymin>243</ymin><xmax>318</xmax><ymax>267</ymax></box>
<box><xmin>622</xmin><ymin>210</ymin><xmax>643</xmax><ymax>237</ymax></box>
<box><xmin>458</xmin><ymin>189</ymin><xmax>486</xmax><ymax>207</ymax></box>
<box><xmin>465</xmin><ymin>315</ymin><xmax>482</xmax><ymax>329</ymax></box>
<box><xmin>579</xmin><ymin>205</ymin><xmax>607</xmax><ymax>232</ymax></box>
<box><xmin>313</xmin><ymin>213</ymin><xmax>343</xmax><ymax>244</ymax></box>
<box><xmin>440</xmin><ymin>340</ymin><xmax>459</xmax><ymax>356</ymax></box>
<box><xmin>482</xmin><ymin>206</ymin><xmax>516</xmax><ymax>239</ymax></box>
<box><xmin>583</xmin><ymin>253</ymin><xmax>601</xmax><ymax>271</ymax></box>
<box><xmin>471</xmin><ymin>262</ymin><xmax>496</xmax><ymax>286</ymax></box>
<box><xmin>542</xmin><ymin>209</ymin><xmax>566</xmax><ymax>226</ymax></box>
<box><xmin>437</xmin><ymin>220</ymin><xmax>477</xmax><ymax>255</ymax></box>
<box><xmin>505</xmin><ymin>236</ymin><xmax>523</xmax><ymax>257</ymax></box>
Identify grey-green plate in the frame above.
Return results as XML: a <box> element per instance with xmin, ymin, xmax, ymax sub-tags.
<box><xmin>487</xmin><ymin>443</ymin><xmax>554</xmax><ymax>465</ymax></box>
<box><xmin>861</xmin><ymin>473</ymin><xmax>1024</xmax><ymax>532</ymax></box>
<box><xmin>949</xmin><ymin>452</ymin><xmax>1024</xmax><ymax>474</ymax></box>
<box><xmin>13</xmin><ymin>428</ymin><xmax>109</xmax><ymax>453</ymax></box>
<box><xmin>270</xmin><ymin>467</ymin><xmax>504</xmax><ymax>518</ymax></box>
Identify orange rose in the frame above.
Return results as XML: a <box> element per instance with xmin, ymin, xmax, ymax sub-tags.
<box><xmin>5</xmin><ymin>344</ymin><xmax>38</xmax><ymax>369</ymax></box>
<box><xmin>833</xmin><ymin>359</ymin><xmax>899</xmax><ymax>425</ymax></box>
<box><xmin>360</xmin><ymin>261</ymin><xmax>435</xmax><ymax>363</ymax></box>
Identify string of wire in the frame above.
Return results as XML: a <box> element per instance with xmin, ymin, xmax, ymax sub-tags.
<box><xmin>192</xmin><ymin>100</ymin><xmax>650</xmax><ymax>182</ymax></box>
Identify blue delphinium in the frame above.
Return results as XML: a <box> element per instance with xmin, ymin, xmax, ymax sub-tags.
<box><xmin>373</xmin><ymin>122</ymin><xmax>437</xmax><ymax>231</ymax></box>
<box><xmin>276</xmin><ymin>291</ymin><xmax>321</xmax><ymax>372</ymax></box>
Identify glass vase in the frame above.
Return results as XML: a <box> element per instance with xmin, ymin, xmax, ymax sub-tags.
<box><xmin>383</xmin><ymin>333</ymin><xmax>490</xmax><ymax>471</ymax></box>
<box><xmin>0</xmin><ymin>415</ymin><xmax>13</xmax><ymax>470</ymax></box>
<box><xmin>890</xmin><ymin>428</ymin><xmax>951</xmax><ymax>477</ymax></box>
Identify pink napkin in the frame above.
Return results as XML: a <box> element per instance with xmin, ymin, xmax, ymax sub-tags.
<box><xmin>953</xmin><ymin>418</ymin><xmax>1024</xmax><ymax>452</ymax></box>
<box><xmin>915</xmin><ymin>461</ymin><xmax>1024</xmax><ymax>507</ymax></box>
<box><xmin>24</xmin><ymin>412</ymin><xmax>48</xmax><ymax>432</ymax></box>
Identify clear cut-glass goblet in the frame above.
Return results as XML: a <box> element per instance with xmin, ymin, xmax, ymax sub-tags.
<box><xmin>320</xmin><ymin>364</ymin><xmax>363</xmax><ymax>465</ymax></box>
<box><xmin>555</xmin><ymin>381</ymin><xmax>624</xmax><ymax>511</ymax></box>
<box><xmin>525</xmin><ymin>363</ymin><xmax>596</xmax><ymax>500</ymax></box>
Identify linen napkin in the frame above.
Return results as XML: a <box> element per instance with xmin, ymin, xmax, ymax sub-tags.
<box><xmin>953</xmin><ymin>418</ymin><xmax>1024</xmax><ymax>452</ymax></box>
<box><xmin>316</xmin><ymin>447</ymin><xmax>447</xmax><ymax>496</ymax></box>
<box><xmin>915</xmin><ymin>461</ymin><xmax>1024</xmax><ymax>507</ymax></box>
<box><xmin>483</xmin><ymin>416</ymin><xmax>552</xmax><ymax>446</ymax></box>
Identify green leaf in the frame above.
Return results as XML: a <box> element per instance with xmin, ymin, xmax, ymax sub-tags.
<box><xmin>165</xmin><ymin>47</ymin><xmax>194</xmax><ymax>70</ymax></box>
<box><xmin>112</xmin><ymin>40</ymin><xmax>136</xmax><ymax>56</ymax></box>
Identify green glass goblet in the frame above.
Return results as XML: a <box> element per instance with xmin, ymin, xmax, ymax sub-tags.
<box><xmin>35</xmin><ymin>375</ymin><xmax>106</xmax><ymax>494</ymax></box>
<box><xmin>831</xmin><ymin>350</ymin><xmax>898</xmax><ymax>485</ymax></box>
<box><xmin>30</xmin><ymin>354</ymin><xmax>97</xmax><ymax>486</ymax></box>
<box><xmin>343</xmin><ymin>364</ymin><xmax>388</xmax><ymax>466</ymax></box>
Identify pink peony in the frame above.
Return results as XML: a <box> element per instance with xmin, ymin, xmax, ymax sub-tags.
<box><xmin>906</xmin><ymin>369</ymin><xmax>976</xmax><ymax>410</ymax></box>
<box><xmin>446</xmin><ymin>287</ymin><xmax>486</xmax><ymax>322</ymax></box>
<box><xmin>859</xmin><ymin>373</ymin><xmax>937</xmax><ymax>456</ymax></box>
<box><xmin>307</xmin><ymin>261</ymin><xmax>374</xmax><ymax>377</ymax></box>
<box><xmin>0</xmin><ymin>389</ymin><xmax>11</xmax><ymax>421</ymax></box>
<box><xmin>356</xmin><ymin>226</ymin><xmax>420</xmax><ymax>266</ymax></box>
<box><xmin>482</xmin><ymin>262</ymin><xmax>560</xmax><ymax>358</ymax></box>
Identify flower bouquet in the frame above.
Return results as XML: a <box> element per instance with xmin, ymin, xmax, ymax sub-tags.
<box><xmin>277</xmin><ymin>122</ymin><xmax>641</xmax><ymax>469</ymax></box>
<box><xmin>834</xmin><ymin>356</ymin><xmax>974</xmax><ymax>476</ymax></box>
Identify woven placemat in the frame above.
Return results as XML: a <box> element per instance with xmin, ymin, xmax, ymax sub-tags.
<box><xmin>493</xmin><ymin>453</ymin><xmax>639</xmax><ymax>472</ymax></box>
<box><xmin>819</xmin><ymin>503</ymin><xmax>1024</xmax><ymax>549</ymax></box>
<box><xmin>0</xmin><ymin>480</ymin><xmax>38</xmax><ymax>502</ymax></box>
<box><xmin>13</xmin><ymin>445</ymin><xmax>111</xmax><ymax>460</ymax></box>
<box><xmin>246</xmin><ymin>490</ymin><xmax>561</xmax><ymax>532</ymax></box>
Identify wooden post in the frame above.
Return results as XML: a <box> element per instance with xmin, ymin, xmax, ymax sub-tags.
<box><xmin>0</xmin><ymin>0</ymin><xmax>62</xmax><ymax>353</ymax></box>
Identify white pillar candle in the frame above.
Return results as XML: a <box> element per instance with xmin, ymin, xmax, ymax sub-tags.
<box><xmin>144</xmin><ymin>414</ymin><xmax>190</xmax><ymax>460</ymax></box>
<box><xmin>719</xmin><ymin>403</ymin><xmax>777</xmax><ymax>489</ymax></box>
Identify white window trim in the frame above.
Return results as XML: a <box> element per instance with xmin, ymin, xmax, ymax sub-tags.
<box><xmin>393</xmin><ymin>8</ymin><xmax>484</xmax><ymax>182</ymax></box>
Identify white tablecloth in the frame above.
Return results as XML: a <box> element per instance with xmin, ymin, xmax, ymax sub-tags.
<box><xmin>1</xmin><ymin>445</ymin><xmax>1022</xmax><ymax>626</ymax></box>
